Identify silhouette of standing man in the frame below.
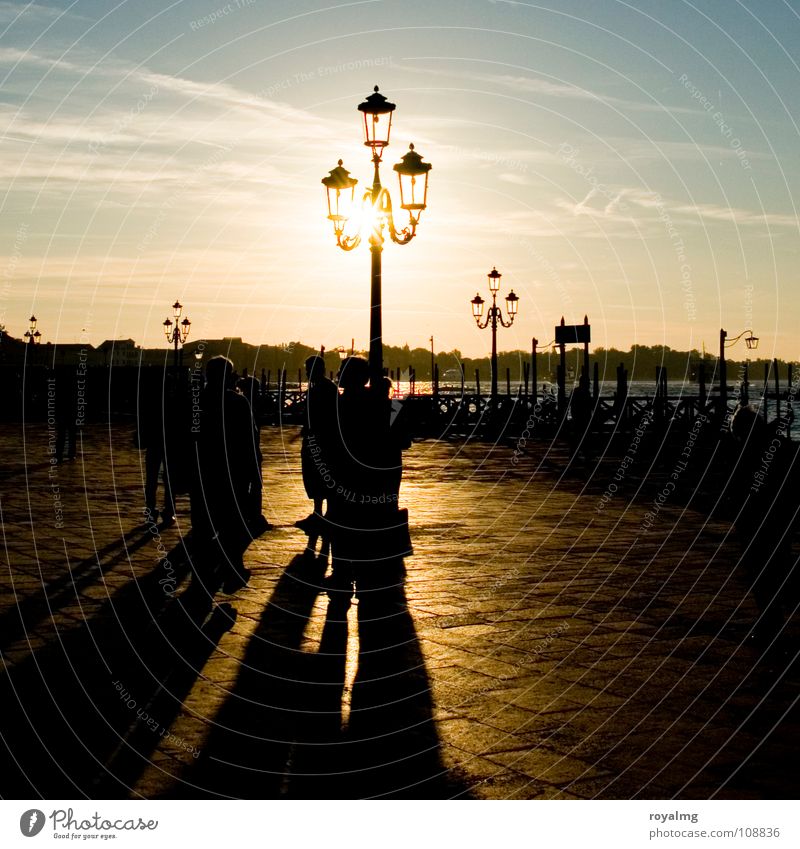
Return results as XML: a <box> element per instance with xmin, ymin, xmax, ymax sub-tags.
<box><xmin>297</xmin><ymin>354</ymin><xmax>338</xmax><ymax>549</ymax></box>
<box><xmin>191</xmin><ymin>356</ymin><xmax>263</xmax><ymax>593</ymax></box>
<box><xmin>52</xmin><ymin>366</ymin><xmax>78</xmax><ymax>464</ymax></box>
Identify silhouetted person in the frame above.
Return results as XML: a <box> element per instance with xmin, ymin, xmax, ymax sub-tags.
<box><xmin>52</xmin><ymin>366</ymin><xmax>78</xmax><ymax>463</ymax></box>
<box><xmin>568</xmin><ymin>382</ymin><xmax>593</xmax><ymax>460</ymax></box>
<box><xmin>191</xmin><ymin>356</ymin><xmax>263</xmax><ymax>593</ymax></box>
<box><xmin>137</xmin><ymin>371</ymin><xmax>187</xmax><ymax>525</ymax></box>
<box><xmin>380</xmin><ymin>375</ymin><xmax>411</xmax><ymax>501</ymax></box>
<box><xmin>729</xmin><ymin>405</ymin><xmax>799</xmax><ymax>642</ymax></box>
<box><xmin>296</xmin><ymin>355</ymin><xmax>338</xmax><ymax>552</ymax></box>
<box><xmin>237</xmin><ymin>373</ymin><xmax>261</xmax><ymax>416</ymax></box>
<box><xmin>326</xmin><ymin>357</ymin><xmax>410</xmax><ymax>599</ymax></box>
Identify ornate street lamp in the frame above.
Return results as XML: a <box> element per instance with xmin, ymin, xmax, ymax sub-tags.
<box><xmin>470</xmin><ymin>267</ymin><xmax>520</xmax><ymax>405</ymax></box>
<box><xmin>321</xmin><ymin>85</ymin><xmax>432</xmax><ymax>386</ymax></box>
<box><xmin>719</xmin><ymin>328</ymin><xmax>759</xmax><ymax>409</ymax></box>
<box><xmin>321</xmin><ymin>160</ymin><xmax>358</xmax><ymax>238</ymax></box>
<box><xmin>24</xmin><ymin>315</ymin><xmax>42</xmax><ymax>346</ymax></box>
<box><xmin>164</xmin><ymin>301</ymin><xmax>191</xmax><ymax>368</ymax></box>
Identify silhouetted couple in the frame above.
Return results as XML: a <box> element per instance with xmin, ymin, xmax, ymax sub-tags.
<box><xmin>137</xmin><ymin>372</ymin><xmax>192</xmax><ymax>526</ymax></box>
<box><xmin>299</xmin><ymin>354</ymin><xmax>411</xmax><ymax>598</ymax></box>
<box><xmin>190</xmin><ymin>356</ymin><xmax>266</xmax><ymax>593</ymax></box>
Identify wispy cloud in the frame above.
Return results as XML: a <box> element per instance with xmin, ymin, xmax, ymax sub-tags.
<box><xmin>0</xmin><ymin>46</ymin><xmax>82</xmax><ymax>72</ymax></box>
<box><xmin>0</xmin><ymin>2</ymin><xmax>67</xmax><ymax>25</ymax></box>
<box><xmin>624</xmin><ymin>189</ymin><xmax>799</xmax><ymax>229</ymax></box>
<box><xmin>399</xmin><ymin>59</ymin><xmax>697</xmax><ymax>116</ymax></box>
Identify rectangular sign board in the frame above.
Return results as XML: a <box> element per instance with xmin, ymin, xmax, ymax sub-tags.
<box><xmin>555</xmin><ymin>323</ymin><xmax>591</xmax><ymax>344</ymax></box>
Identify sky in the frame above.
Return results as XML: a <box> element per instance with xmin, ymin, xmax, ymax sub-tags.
<box><xmin>1</xmin><ymin>0</ymin><xmax>799</xmax><ymax>360</ymax></box>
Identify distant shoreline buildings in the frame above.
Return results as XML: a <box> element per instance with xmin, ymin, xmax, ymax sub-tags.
<box><xmin>0</xmin><ymin>334</ymin><xmax>317</xmax><ymax>372</ymax></box>
<box><xmin>0</xmin><ymin>329</ymin><xmax>794</xmax><ymax>383</ymax></box>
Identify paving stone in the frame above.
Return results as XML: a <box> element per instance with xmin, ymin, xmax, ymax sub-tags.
<box><xmin>0</xmin><ymin>422</ymin><xmax>798</xmax><ymax>799</ymax></box>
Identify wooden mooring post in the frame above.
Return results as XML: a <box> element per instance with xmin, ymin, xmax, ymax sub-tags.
<box><xmin>615</xmin><ymin>362</ymin><xmax>628</xmax><ymax>410</ymax></box>
<box><xmin>741</xmin><ymin>361</ymin><xmax>749</xmax><ymax>406</ymax></box>
<box><xmin>774</xmin><ymin>358</ymin><xmax>780</xmax><ymax>423</ymax></box>
<box><xmin>698</xmin><ymin>363</ymin><xmax>706</xmax><ymax>412</ymax></box>
<box><xmin>557</xmin><ymin>317</ymin><xmax>567</xmax><ymax>416</ymax></box>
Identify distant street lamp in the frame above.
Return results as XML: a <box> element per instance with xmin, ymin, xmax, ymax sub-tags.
<box><xmin>321</xmin><ymin>85</ymin><xmax>432</xmax><ymax>387</ymax></box>
<box><xmin>163</xmin><ymin>300</ymin><xmax>191</xmax><ymax>368</ymax></box>
<box><xmin>720</xmin><ymin>328</ymin><xmax>759</xmax><ymax>409</ymax></box>
<box><xmin>24</xmin><ymin>315</ymin><xmax>42</xmax><ymax>347</ymax></box>
<box><xmin>470</xmin><ymin>267</ymin><xmax>520</xmax><ymax>405</ymax></box>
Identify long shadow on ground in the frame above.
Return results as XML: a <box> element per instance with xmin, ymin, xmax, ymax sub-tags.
<box><xmin>183</xmin><ymin>552</ymin><xmax>469</xmax><ymax>799</ymax></box>
<box><xmin>0</xmin><ymin>540</ymin><xmax>233</xmax><ymax>798</ymax></box>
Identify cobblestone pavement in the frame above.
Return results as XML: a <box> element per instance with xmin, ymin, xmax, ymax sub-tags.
<box><xmin>0</xmin><ymin>422</ymin><xmax>798</xmax><ymax>799</ymax></box>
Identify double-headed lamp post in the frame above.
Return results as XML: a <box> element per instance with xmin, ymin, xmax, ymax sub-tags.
<box><xmin>321</xmin><ymin>85</ymin><xmax>432</xmax><ymax>388</ymax></box>
<box><xmin>163</xmin><ymin>300</ymin><xmax>191</xmax><ymax>369</ymax></box>
<box><xmin>24</xmin><ymin>314</ymin><xmax>42</xmax><ymax>347</ymax></box>
<box><xmin>470</xmin><ymin>267</ymin><xmax>520</xmax><ymax>405</ymax></box>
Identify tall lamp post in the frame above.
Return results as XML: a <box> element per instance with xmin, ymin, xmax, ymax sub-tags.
<box><xmin>163</xmin><ymin>300</ymin><xmax>191</xmax><ymax>369</ymax></box>
<box><xmin>24</xmin><ymin>314</ymin><xmax>42</xmax><ymax>347</ymax></box>
<box><xmin>470</xmin><ymin>267</ymin><xmax>520</xmax><ymax>406</ymax></box>
<box><xmin>24</xmin><ymin>314</ymin><xmax>42</xmax><ymax>364</ymax></box>
<box><xmin>720</xmin><ymin>327</ymin><xmax>759</xmax><ymax>409</ymax></box>
<box><xmin>321</xmin><ymin>86</ymin><xmax>432</xmax><ymax>388</ymax></box>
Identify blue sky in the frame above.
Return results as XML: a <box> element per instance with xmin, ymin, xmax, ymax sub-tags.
<box><xmin>1</xmin><ymin>0</ymin><xmax>798</xmax><ymax>360</ymax></box>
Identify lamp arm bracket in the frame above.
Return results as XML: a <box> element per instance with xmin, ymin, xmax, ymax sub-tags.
<box><xmin>724</xmin><ymin>329</ymin><xmax>755</xmax><ymax>347</ymax></box>
<box><xmin>374</xmin><ymin>186</ymin><xmax>416</xmax><ymax>245</ymax></box>
<box><xmin>389</xmin><ymin>222</ymin><xmax>416</xmax><ymax>245</ymax></box>
<box><xmin>336</xmin><ymin>233</ymin><xmax>361</xmax><ymax>251</ymax></box>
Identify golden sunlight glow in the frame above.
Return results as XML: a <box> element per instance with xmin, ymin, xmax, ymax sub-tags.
<box><xmin>357</xmin><ymin>196</ymin><xmax>385</xmax><ymax>243</ymax></box>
